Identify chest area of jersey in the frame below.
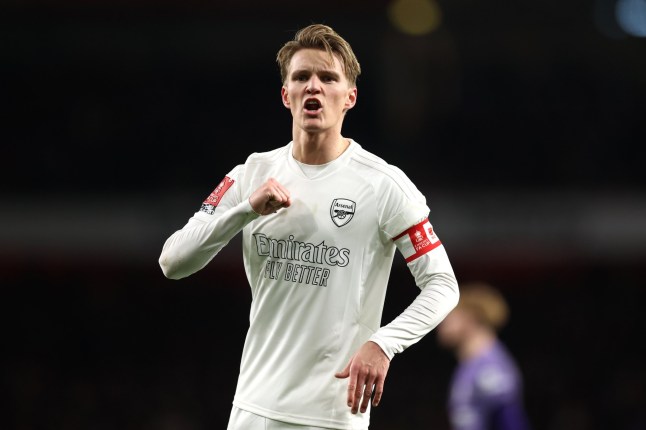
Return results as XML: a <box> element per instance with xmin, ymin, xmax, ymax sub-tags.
<box><xmin>253</xmin><ymin>177</ymin><xmax>377</xmax><ymax>240</ymax></box>
<box><xmin>246</xmin><ymin>176</ymin><xmax>379</xmax><ymax>275</ymax></box>
<box><xmin>245</xmin><ymin>174</ymin><xmax>384</xmax><ymax>290</ymax></box>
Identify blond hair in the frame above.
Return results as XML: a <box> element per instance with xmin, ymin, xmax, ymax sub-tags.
<box><xmin>457</xmin><ymin>282</ymin><xmax>510</xmax><ymax>330</ymax></box>
<box><xmin>276</xmin><ymin>24</ymin><xmax>361</xmax><ymax>86</ymax></box>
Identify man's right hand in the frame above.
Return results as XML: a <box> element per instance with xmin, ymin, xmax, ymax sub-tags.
<box><xmin>249</xmin><ymin>177</ymin><xmax>292</xmax><ymax>215</ymax></box>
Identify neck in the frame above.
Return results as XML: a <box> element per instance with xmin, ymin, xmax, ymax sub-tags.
<box><xmin>457</xmin><ymin>328</ymin><xmax>497</xmax><ymax>362</ymax></box>
<box><xmin>292</xmin><ymin>128</ymin><xmax>349</xmax><ymax>165</ymax></box>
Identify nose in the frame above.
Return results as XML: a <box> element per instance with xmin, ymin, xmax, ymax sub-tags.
<box><xmin>306</xmin><ymin>76</ymin><xmax>321</xmax><ymax>94</ymax></box>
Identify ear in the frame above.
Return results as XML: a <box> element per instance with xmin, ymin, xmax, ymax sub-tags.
<box><xmin>345</xmin><ymin>87</ymin><xmax>357</xmax><ymax>110</ymax></box>
<box><xmin>281</xmin><ymin>86</ymin><xmax>290</xmax><ymax>109</ymax></box>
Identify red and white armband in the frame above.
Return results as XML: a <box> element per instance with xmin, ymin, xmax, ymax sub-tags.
<box><xmin>392</xmin><ymin>218</ymin><xmax>442</xmax><ymax>263</ymax></box>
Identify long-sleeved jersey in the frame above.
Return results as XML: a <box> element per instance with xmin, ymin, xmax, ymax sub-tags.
<box><xmin>159</xmin><ymin>139</ymin><xmax>459</xmax><ymax>429</ymax></box>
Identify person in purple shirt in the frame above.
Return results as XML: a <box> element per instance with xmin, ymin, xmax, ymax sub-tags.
<box><xmin>437</xmin><ymin>282</ymin><xmax>531</xmax><ymax>430</ymax></box>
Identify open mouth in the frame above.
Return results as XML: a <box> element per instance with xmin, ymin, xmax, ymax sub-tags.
<box><xmin>304</xmin><ymin>98</ymin><xmax>322</xmax><ymax>113</ymax></box>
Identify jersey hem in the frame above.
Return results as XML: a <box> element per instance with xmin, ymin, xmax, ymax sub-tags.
<box><xmin>232</xmin><ymin>399</ymin><xmax>367</xmax><ymax>430</ymax></box>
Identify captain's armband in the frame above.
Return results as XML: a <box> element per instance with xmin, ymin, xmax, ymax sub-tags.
<box><xmin>392</xmin><ymin>218</ymin><xmax>442</xmax><ymax>262</ymax></box>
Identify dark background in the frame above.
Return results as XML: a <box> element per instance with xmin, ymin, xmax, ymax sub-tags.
<box><xmin>3</xmin><ymin>0</ymin><xmax>646</xmax><ymax>429</ymax></box>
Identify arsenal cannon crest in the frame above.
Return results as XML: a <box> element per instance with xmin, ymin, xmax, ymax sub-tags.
<box><xmin>330</xmin><ymin>198</ymin><xmax>356</xmax><ymax>227</ymax></box>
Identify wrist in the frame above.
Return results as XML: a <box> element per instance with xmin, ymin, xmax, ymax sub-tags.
<box><xmin>247</xmin><ymin>198</ymin><xmax>262</xmax><ymax>216</ymax></box>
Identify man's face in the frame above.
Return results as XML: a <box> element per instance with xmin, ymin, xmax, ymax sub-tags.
<box><xmin>437</xmin><ymin>308</ymin><xmax>471</xmax><ymax>350</ymax></box>
<box><xmin>281</xmin><ymin>48</ymin><xmax>357</xmax><ymax>134</ymax></box>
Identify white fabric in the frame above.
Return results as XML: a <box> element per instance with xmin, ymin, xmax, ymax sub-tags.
<box><xmin>159</xmin><ymin>139</ymin><xmax>459</xmax><ymax>429</ymax></box>
<box><xmin>227</xmin><ymin>405</ymin><xmax>360</xmax><ymax>430</ymax></box>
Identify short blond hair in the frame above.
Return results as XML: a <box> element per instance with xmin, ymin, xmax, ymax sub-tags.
<box><xmin>276</xmin><ymin>24</ymin><xmax>361</xmax><ymax>86</ymax></box>
<box><xmin>457</xmin><ymin>282</ymin><xmax>510</xmax><ymax>330</ymax></box>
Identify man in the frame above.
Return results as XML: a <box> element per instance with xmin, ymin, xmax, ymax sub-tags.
<box><xmin>159</xmin><ymin>23</ymin><xmax>459</xmax><ymax>430</ymax></box>
<box><xmin>437</xmin><ymin>282</ymin><xmax>531</xmax><ymax>430</ymax></box>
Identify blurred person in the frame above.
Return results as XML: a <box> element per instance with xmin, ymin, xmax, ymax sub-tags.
<box><xmin>437</xmin><ymin>282</ymin><xmax>531</xmax><ymax>430</ymax></box>
<box><xmin>159</xmin><ymin>23</ymin><xmax>459</xmax><ymax>430</ymax></box>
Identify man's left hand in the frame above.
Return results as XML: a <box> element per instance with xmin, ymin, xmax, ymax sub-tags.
<box><xmin>334</xmin><ymin>341</ymin><xmax>390</xmax><ymax>414</ymax></box>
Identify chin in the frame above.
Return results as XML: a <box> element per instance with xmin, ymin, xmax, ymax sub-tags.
<box><xmin>301</xmin><ymin>123</ymin><xmax>325</xmax><ymax>133</ymax></box>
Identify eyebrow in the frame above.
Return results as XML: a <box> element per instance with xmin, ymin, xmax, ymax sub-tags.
<box><xmin>290</xmin><ymin>69</ymin><xmax>342</xmax><ymax>80</ymax></box>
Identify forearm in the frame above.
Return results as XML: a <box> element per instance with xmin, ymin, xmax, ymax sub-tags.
<box><xmin>369</xmin><ymin>249</ymin><xmax>459</xmax><ymax>359</ymax></box>
<box><xmin>159</xmin><ymin>199</ymin><xmax>258</xmax><ymax>279</ymax></box>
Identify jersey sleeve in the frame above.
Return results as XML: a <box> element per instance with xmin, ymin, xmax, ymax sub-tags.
<box><xmin>369</xmin><ymin>229</ymin><xmax>459</xmax><ymax>359</ymax></box>
<box><xmin>158</xmin><ymin>164</ymin><xmax>259</xmax><ymax>280</ymax></box>
<box><xmin>369</xmin><ymin>169</ymin><xmax>459</xmax><ymax>360</ymax></box>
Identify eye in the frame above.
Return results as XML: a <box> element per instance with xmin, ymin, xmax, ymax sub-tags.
<box><xmin>321</xmin><ymin>75</ymin><xmax>336</xmax><ymax>83</ymax></box>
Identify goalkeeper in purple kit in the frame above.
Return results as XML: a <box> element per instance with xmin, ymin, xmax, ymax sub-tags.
<box><xmin>437</xmin><ymin>282</ymin><xmax>531</xmax><ymax>430</ymax></box>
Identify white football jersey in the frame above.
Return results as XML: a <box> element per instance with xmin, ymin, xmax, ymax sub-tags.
<box><xmin>159</xmin><ymin>139</ymin><xmax>458</xmax><ymax>429</ymax></box>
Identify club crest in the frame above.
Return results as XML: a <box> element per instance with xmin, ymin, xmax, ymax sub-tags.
<box><xmin>330</xmin><ymin>198</ymin><xmax>356</xmax><ymax>227</ymax></box>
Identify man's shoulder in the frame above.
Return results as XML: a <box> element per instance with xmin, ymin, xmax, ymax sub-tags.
<box><xmin>244</xmin><ymin>143</ymin><xmax>290</xmax><ymax>165</ymax></box>
<box><xmin>348</xmin><ymin>141</ymin><xmax>388</xmax><ymax>167</ymax></box>
<box><xmin>348</xmin><ymin>143</ymin><xmax>414</xmax><ymax>186</ymax></box>
<box><xmin>472</xmin><ymin>342</ymin><xmax>523</xmax><ymax>388</ymax></box>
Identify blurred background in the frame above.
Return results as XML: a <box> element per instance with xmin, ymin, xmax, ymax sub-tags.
<box><xmin>2</xmin><ymin>0</ymin><xmax>646</xmax><ymax>429</ymax></box>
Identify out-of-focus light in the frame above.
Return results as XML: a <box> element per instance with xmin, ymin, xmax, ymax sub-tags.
<box><xmin>594</xmin><ymin>0</ymin><xmax>626</xmax><ymax>38</ymax></box>
<box><xmin>388</xmin><ymin>0</ymin><xmax>443</xmax><ymax>36</ymax></box>
<box><xmin>616</xmin><ymin>0</ymin><xmax>646</xmax><ymax>37</ymax></box>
